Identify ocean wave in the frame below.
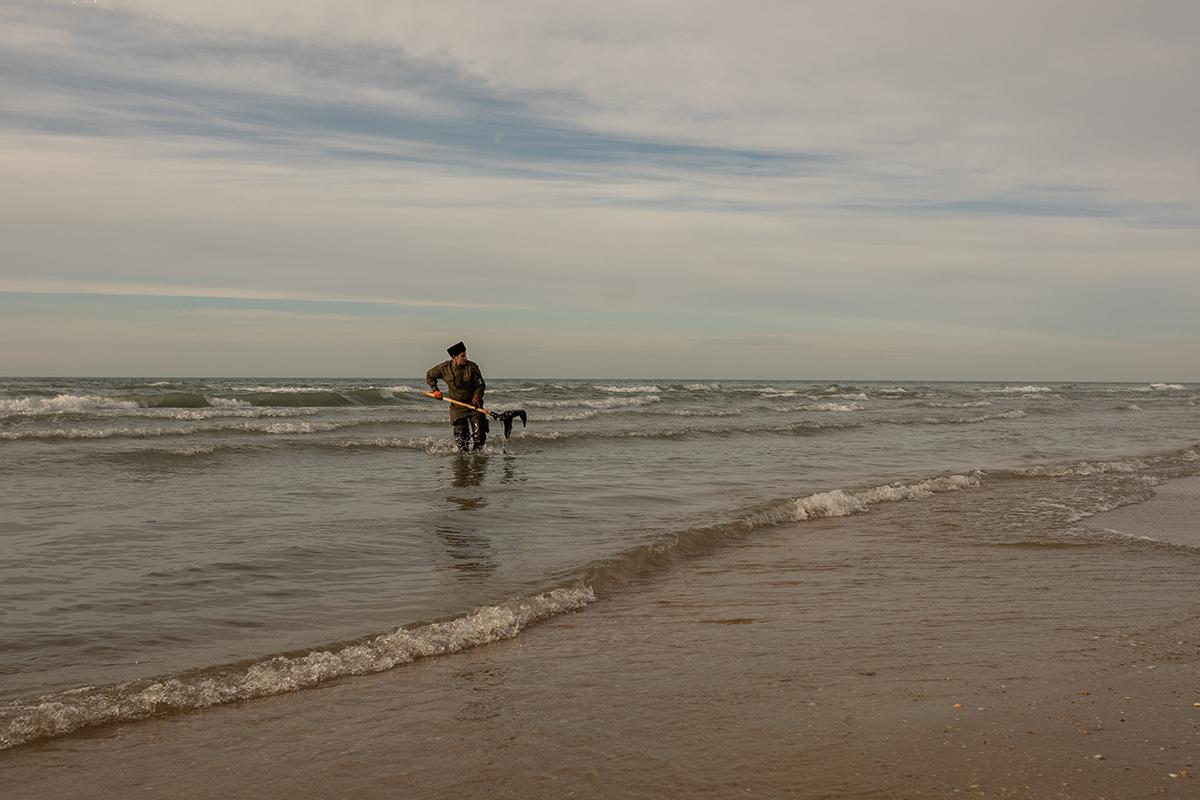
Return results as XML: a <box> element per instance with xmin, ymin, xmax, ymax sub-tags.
<box><xmin>250</xmin><ymin>421</ymin><xmax>343</xmax><ymax>435</ymax></box>
<box><xmin>663</xmin><ymin>409</ymin><xmax>743</xmax><ymax>417</ymax></box>
<box><xmin>792</xmin><ymin>474</ymin><xmax>981</xmax><ymax>520</ymax></box>
<box><xmin>1016</xmin><ymin>446</ymin><xmax>1200</xmax><ymax>480</ymax></box>
<box><xmin>0</xmin><ymin>394</ymin><xmax>141</xmax><ymax>416</ymax></box>
<box><xmin>908</xmin><ymin>410</ymin><xmax>1027</xmax><ymax>426</ymax></box>
<box><xmin>515</xmin><ymin>421</ymin><xmax>852</xmax><ymax>446</ymax></box>
<box><xmin>536</xmin><ymin>411</ymin><xmax>599</xmax><ymax>422</ymax></box>
<box><xmin>0</xmin><ymin>388</ymin><xmax>411</xmax><ymax>417</ymax></box>
<box><xmin>335</xmin><ymin>437</ymin><xmax>459</xmax><ymax>454</ymax></box>
<box><xmin>1013</xmin><ymin>459</ymin><xmax>1147</xmax><ymax>478</ymax></box>
<box><xmin>993</xmin><ymin>386</ymin><xmax>1054</xmax><ymax>394</ymax></box>
<box><xmin>517</xmin><ymin>428</ymin><xmax>687</xmax><ymax>442</ymax></box>
<box><xmin>592</xmin><ymin>384</ymin><xmax>662</xmax><ymax>393</ymax></box>
<box><xmin>0</xmin><ymin>415</ymin><xmax>363</xmax><ymax>441</ymax></box>
<box><xmin>136</xmin><ymin>407</ymin><xmax>319</xmax><ymax>421</ymax></box>
<box><xmin>923</xmin><ymin>400</ymin><xmax>994</xmax><ymax>409</ymax></box>
<box><xmin>804</xmin><ymin>402</ymin><xmax>863</xmax><ymax>412</ymax></box>
<box><xmin>114</xmin><ymin>444</ymin><xmax>242</xmax><ymax>459</ymax></box>
<box><xmin>0</xmin><ymin>587</ymin><xmax>595</xmax><ymax>751</ymax></box>
<box><xmin>0</xmin><ymin>426</ymin><xmax>196</xmax><ymax>441</ymax></box>
<box><xmin>525</xmin><ymin>396</ymin><xmax>661</xmax><ymax>410</ymax></box>
<box><xmin>951</xmin><ymin>410</ymin><xmax>1027</xmax><ymax>424</ymax></box>
<box><xmin>768</xmin><ymin>401</ymin><xmax>862</xmax><ymax>413</ymax></box>
<box><xmin>208</xmin><ymin>397</ymin><xmax>253</xmax><ymax>409</ymax></box>
<box><xmin>577</xmin><ymin>472</ymin><xmax>983</xmax><ymax>592</ymax></box>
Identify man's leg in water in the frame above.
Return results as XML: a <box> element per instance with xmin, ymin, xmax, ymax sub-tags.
<box><xmin>452</xmin><ymin>419</ymin><xmax>471</xmax><ymax>452</ymax></box>
<box><xmin>470</xmin><ymin>413</ymin><xmax>488</xmax><ymax>451</ymax></box>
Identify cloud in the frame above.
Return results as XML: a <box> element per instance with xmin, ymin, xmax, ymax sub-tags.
<box><xmin>0</xmin><ymin>0</ymin><xmax>1197</xmax><ymax>379</ymax></box>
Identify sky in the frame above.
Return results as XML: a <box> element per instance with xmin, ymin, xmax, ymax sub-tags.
<box><xmin>1</xmin><ymin>0</ymin><xmax>1198</xmax><ymax>380</ymax></box>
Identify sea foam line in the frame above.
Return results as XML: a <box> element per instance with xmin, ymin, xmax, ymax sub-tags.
<box><xmin>0</xmin><ymin>587</ymin><xmax>594</xmax><ymax>751</ymax></box>
<box><xmin>525</xmin><ymin>396</ymin><xmax>661</xmax><ymax>410</ymax></box>
<box><xmin>0</xmin><ymin>395</ymin><xmax>140</xmax><ymax>416</ymax></box>
<box><xmin>792</xmin><ymin>474</ymin><xmax>981</xmax><ymax>520</ymax></box>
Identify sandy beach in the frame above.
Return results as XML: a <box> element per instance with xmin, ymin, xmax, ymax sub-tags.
<box><xmin>3</xmin><ymin>475</ymin><xmax>1199</xmax><ymax>799</ymax></box>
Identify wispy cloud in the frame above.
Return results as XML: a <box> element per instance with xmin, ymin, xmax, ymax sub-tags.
<box><xmin>1</xmin><ymin>0</ymin><xmax>1198</xmax><ymax>379</ymax></box>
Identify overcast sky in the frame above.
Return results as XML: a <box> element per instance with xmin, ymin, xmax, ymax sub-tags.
<box><xmin>2</xmin><ymin>0</ymin><xmax>1197</xmax><ymax>380</ymax></box>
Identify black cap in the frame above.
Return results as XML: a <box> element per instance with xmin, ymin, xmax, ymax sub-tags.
<box><xmin>447</xmin><ymin>341</ymin><xmax>466</xmax><ymax>357</ymax></box>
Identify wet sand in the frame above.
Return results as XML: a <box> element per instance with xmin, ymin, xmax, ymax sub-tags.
<box><xmin>3</xmin><ymin>477</ymin><xmax>1199</xmax><ymax>798</ymax></box>
<box><xmin>1086</xmin><ymin>476</ymin><xmax>1200</xmax><ymax>549</ymax></box>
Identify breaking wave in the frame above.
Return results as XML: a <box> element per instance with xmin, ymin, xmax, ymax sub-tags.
<box><xmin>0</xmin><ymin>587</ymin><xmax>595</xmax><ymax>750</ymax></box>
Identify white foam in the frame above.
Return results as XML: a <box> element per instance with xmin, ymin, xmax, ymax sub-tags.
<box><xmin>667</xmin><ymin>409</ymin><xmax>742</xmax><ymax>417</ymax></box>
<box><xmin>792</xmin><ymin>474</ymin><xmax>980</xmax><ymax>521</ymax></box>
<box><xmin>527</xmin><ymin>396</ymin><xmax>661</xmax><ymax>410</ymax></box>
<box><xmin>229</xmin><ymin>385</ymin><xmax>333</xmax><ymax>393</ymax></box>
<box><xmin>992</xmin><ymin>386</ymin><xmax>1053</xmax><ymax>394</ymax></box>
<box><xmin>0</xmin><ymin>587</ymin><xmax>595</xmax><ymax>750</ymax></box>
<box><xmin>793</xmin><ymin>489</ymin><xmax>867</xmax><ymax>519</ymax></box>
<box><xmin>0</xmin><ymin>394</ymin><xmax>140</xmax><ymax>415</ymax></box>
<box><xmin>806</xmin><ymin>402</ymin><xmax>862</xmax><ymax>412</ymax></box>
<box><xmin>593</xmin><ymin>385</ymin><xmax>661</xmax><ymax>393</ymax></box>
<box><xmin>952</xmin><ymin>409</ymin><xmax>1027</xmax><ymax>424</ymax></box>
<box><xmin>538</xmin><ymin>411</ymin><xmax>599</xmax><ymax>421</ymax></box>
<box><xmin>137</xmin><ymin>407</ymin><xmax>316</xmax><ymax>421</ymax></box>
<box><xmin>925</xmin><ymin>400</ymin><xmax>994</xmax><ymax>408</ymax></box>
<box><xmin>160</xmin><ymin>446</ymin><xmax>219</xmax><ymax>456</ymax></box>
<box><xmin>341</xmin><ymin>436</ymin><xmax>457</xmax><ymax>454</ymax></box>
<box><xmin>208</xmin><ymin>397</ymin><xmax>252</xmax><ymax>409</ymax></box>
<box><xmin>0</xmin><ymin>426</ymin><xmax>191</xmax><ymax>440</ymax></box>
<box><xmin>1016</xmin><ymin>459</ymin><xmax>1149</xmax><ymax>477</ymax></box>
<box><xmin>251</xmin><ymin>421</ymin><xmax>343</xmax><ymax>435</ymax></box>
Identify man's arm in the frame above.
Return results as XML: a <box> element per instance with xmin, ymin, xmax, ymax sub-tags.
<box><xmin>470</xmin><ymin>363</ymin><xmax>486</xmax><ymax>407</ymax></box>
<box><xmin>426</xmin><ymin>362</ymin><xmax>447</xmax><ymax>398</ymax></box>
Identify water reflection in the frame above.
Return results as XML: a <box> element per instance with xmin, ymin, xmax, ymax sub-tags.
<box><xmin>434</xmin><ymin>523</ymin><xmax>497</xmax><ymax>579</ymax></box>
<box><xmin>447</xmin><ymin>453</ymin><xmax>488</xmax><ymax>510</ymax></box>
<box><xmin>499</xmin><ymin>453</ymin><xmax>524</xmax><ymax>485</ymax></box>
<box><xmin>438</xmin><ymin>454</ymin><xmax>495</xmax><ymax>579</ymax></box>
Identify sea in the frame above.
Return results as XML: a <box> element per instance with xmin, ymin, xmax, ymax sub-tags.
<box><xmin>1</xmin><ymin>377</ymin><xmax>1198</xmax><ymax>756</ymax></box>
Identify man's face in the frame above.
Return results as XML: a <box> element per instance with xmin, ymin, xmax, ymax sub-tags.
<box><xmin>452</xmin><ymin>352</ymin><xmax>468</xmax><ymax>366</ymax></box>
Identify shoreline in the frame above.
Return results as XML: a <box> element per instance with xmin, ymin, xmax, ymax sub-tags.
<box><xmin>2</xmin><ymin>475</ymin><xmax>1199</xmax><ymax>798</ymax></box>
<box><xmin>1083</xmin><ymin>475</ymin><xmax>1200</xmax><ymax>549</ymax></box>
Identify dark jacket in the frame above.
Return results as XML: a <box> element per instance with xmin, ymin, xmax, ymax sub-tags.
<box><xmin>426</xmin><ymin>359</ymin><xmax>486</xmax><ymax>422</ymax></box>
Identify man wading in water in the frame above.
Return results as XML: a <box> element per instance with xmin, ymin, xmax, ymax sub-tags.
<box><xmin>426</xmin><ymin>341</ymin><xmax>488</xmax><ymax>451</ymax></box>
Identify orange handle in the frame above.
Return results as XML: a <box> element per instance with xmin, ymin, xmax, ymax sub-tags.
<box><xmin>423</xmin><ymin>391</ymin><xmax>492</xmax><ymax>416</ymax></box>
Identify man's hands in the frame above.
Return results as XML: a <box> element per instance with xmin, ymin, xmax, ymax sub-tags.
<box><xmin>429</xmin><ymin>389</ymin><xmax>481</xmax><ymax>409</ymax></box>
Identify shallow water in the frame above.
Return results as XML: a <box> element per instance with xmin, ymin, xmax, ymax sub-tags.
<box><xmin>1</xmin><ymin>378</ymin><xmax>1198</xmax><ymax>749</ymax></box>
<box><xmin>3</xmin><ymin>465</ymin><xmax>1199</xmax><ymax>800</ymax></box>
